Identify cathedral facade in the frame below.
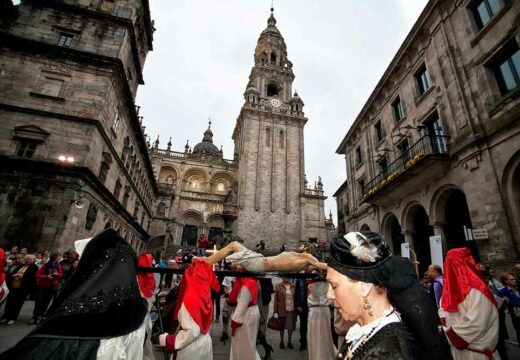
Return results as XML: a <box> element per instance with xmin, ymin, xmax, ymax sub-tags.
<box><xmin>150</xmin><ymin>11</ymin><xmax>327</xmax><ymax>250</ymax></box>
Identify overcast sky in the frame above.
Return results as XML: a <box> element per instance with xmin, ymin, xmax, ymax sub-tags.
<box><xmin>136</xmin><ymin>0</ymin><xmax>428</xmax><ymax>223</ymax></box>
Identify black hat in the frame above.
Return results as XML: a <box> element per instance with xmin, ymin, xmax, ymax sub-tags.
<box><xmin>327</xmin><ymin>231</ymin><xmax>452</xmax><ymax>360</ymax></box>
<box><xmin>327</xmin><ymin>232</ymin><xmax>395</xmax><ymax>285</ymax></box>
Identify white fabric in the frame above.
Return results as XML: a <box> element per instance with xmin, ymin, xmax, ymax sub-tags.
<box><xmin>222</xmin><ymin>276</ymin><xmax>235</xmax><ymax>290</ymax></box>
<box><xmin>230</xmin><ymin>287</ymin><xmax>261</xmax><ymax>360</ymax></box>
<box><xmin>97</xmin><ymin>321</ymin><xmax>146</xmax><ymax>360</ymax></box>
<box><xmin>345</xmin><ymin>307</ymin><xmax>400</xmax><ymax>355</ymax></box>
<box><xmin>439</xmin><ymin>289</ymin><xmax>500</xmax><ymax>360</ymax></box>
<box><xmin>175</xmin><ymin>303</ymin><xmax>212</xmax><ymax>360</ymax></box>
<box><xmin>226</xmin><ymin>250</ymin><xmax>265</xmax><ymax>272</ymax></box>
<box><xmin>307</xmin><ymin>282</ymin><xmax>336</xmax><ymax>360</ymax></box>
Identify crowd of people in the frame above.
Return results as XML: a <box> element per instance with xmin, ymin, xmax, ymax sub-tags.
<box><xmin>0</xmin><ymin>247</ymin><xmax>79</xmax><ymax>326</ymax></box>
<box><xmin>0</xmin><ymin>230</ymin><xmax>519</xmax><ymax>360</ymax></box>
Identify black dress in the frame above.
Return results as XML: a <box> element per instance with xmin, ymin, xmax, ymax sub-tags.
<box><xmin>336</xmin><ymin>322</ymin><xmax>421</xmax><ymax>360</ymax></box>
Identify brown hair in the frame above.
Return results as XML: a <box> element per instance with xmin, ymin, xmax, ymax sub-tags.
<box><xmin>499</xmin><ymin>271</ymin><xmax>515</xmax><ymax>284</ymax></box>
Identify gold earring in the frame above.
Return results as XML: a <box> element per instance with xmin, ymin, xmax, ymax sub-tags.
<box><xmin>362</xmin><ymin>294</ymin><xmax>374</xmax><ymax>317</ymax></box>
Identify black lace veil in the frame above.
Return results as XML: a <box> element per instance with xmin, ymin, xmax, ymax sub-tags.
<box><xmin>0</xmin><ymin>229</ymin><xmax>148</xmax><ymax>359</ymax></box>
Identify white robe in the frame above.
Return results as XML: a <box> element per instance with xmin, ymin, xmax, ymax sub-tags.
<box><xmin>230</xmin><ymin>286</ymin><xmax>261</xmax><ymax>360</ymax></box>
<box><xmin>307</xmin><ymin>282</ymin><xmax>336</xmax><ymax>360</ymax></box>
<box><xmin>97</xmin><ymin>321</ymin><xmax>147</xmax><ymax>360</ymax></box>
<box><xmin>439</xmin><ymin>288</ymin><xmax>500</xmax><ymax>360</ymax></box>
<box><xmin>172</xmin><ymin>303</ymin><xmax>213</xmax><ymax>360</ymax></box>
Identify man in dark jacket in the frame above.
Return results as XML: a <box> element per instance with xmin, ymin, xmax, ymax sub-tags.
<box><xmin>294</xmin><ymin>277</ymin><xmax>308</xmax><ymax>351</ymax></box>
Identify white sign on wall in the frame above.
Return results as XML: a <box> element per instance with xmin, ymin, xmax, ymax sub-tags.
<box><xmin>401</xmin><ymin>243</ymin><xmax>410</xmax><ymax>259</ymax></box>
<box><xmin>429</xmin><ymin>235</ymin><xmax>444</xmax><ymax>270</ymax></box>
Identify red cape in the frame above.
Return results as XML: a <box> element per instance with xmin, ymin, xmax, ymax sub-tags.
<box><xmin>137</xmin><ymin>254</ymin><xmax>156</xmax><ymax>299</ymax></box>
<box><xmin>441</xmin><ymin>247</ymin><xmax>497</xmax><ymax>313</ymax></box>
<box><xmin>173</xmin><ymin>259</ymin><xmax>220</xmax><ymax>334</ymax></box>
<box><xmin>228</xmin><ymin>270</ymin><xmax>258</xmax><ymax>305</ymax></box>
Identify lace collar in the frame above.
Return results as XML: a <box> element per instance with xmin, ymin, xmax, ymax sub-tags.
<box><xmin>345</xmin><ymin>307</ymin><xmax>401</xmax><ymax>355</ymax></box>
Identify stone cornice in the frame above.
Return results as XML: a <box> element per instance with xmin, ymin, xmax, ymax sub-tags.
<box><xmin>0</xmin><ymin>32</ymin><xmax>157</xmax><ymax>194</ymax></box>
<box><xmin>233</xmin><ymin>106</ymin><xmax>307</xmax><ymax>139</ymax></box>
<box><xmin>34</xmin><ymin>0</ymin><xmax>146</xmax><ymax>83</ymax></box>
<box><xmin>0</xmin><ymin>102</ymin><xmax>158</xmax><ymax>209</ymax></box>
<box><xmin>336</xmin><ymin>0</ymin><xmax>438</xmax><ymax>154</ymax></box>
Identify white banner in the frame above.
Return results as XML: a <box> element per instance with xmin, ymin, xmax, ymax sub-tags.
<box><xmin>401</xmin><ymin>243</ymin><xmax>410</xmax><ymax>259</ymax></box>
<box><xmin>429</xmin><ymin>235</ymin><xmax>444</xmax><ymax>270</ymax></box>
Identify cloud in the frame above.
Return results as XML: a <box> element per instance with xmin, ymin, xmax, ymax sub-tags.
<box><xmin>137</xmin><ymin>0</ymin><xmax>428</xmax><ymax>225</ymax></box>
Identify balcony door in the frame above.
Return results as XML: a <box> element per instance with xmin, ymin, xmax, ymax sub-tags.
<box><xmin>426</xmin><ymin>115</ymin><xmax>447</xmax><ymax>154</ymax></box>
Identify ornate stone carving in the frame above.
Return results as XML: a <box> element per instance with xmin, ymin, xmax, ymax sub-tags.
<box><xmin>41</xmin><ymin>64</ymin><xmax>72</xmax><ymax>76</ymax></box>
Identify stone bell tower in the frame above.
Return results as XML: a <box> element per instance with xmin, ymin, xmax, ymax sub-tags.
<box><xmin>232</xmin><ymin>8</ymin><xmax>308</xmax><ymax>249</ymax></box>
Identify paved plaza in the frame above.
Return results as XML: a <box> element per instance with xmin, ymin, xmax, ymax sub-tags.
<box><xmin>1</xmin><ymin>299</ymin><xmax>520</xmax><ymax>359</ymax></box>
<box><xmin>0</xmin><ymin>299</ymin><xmax>308</xmax><ymax>360</ymax></box>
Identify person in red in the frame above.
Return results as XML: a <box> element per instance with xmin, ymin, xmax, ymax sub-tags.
<box><xmin>157</xmin><ymin>259</ymin><xmax>219</xmax><ymax>359</ymax></box>
<box><xmin>31</xmin><ymin>253</ymin><xmax>62</xmax><ymax>324</ymax></box>
<box><xmin>229</xmin><ymin>269</ymin><xmax>261</xmax><ymax>360</ymax></box>
<box><xmin>137</xmin><ymin>253</ymin><xmax>157</xmax><ymax>360</ymax></box>
<box><xmin>439</xmin><ymin>247</ymin><xmax>499</xmax><ymax>359</ymax></box>
<box><xmin>197</xmin><ymin>234</ymin><xmax>208</xmax><ymax>257</ymax></box>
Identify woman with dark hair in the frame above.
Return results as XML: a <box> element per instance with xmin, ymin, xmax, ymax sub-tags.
<box><xmin>326</xmin><ymin>231</ymin><xmax>452</xmax><ymax>360</ymax></box>
<box><xmin>0</xmin><ymin>229</ymin><xmax>148</xmax><ymax>360</ymax></box>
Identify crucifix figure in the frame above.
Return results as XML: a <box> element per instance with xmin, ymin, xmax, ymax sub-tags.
<box><xmin>195</xmin><ymin>241</ymin><xmax>327</xmax><ymax>272</ymax></box>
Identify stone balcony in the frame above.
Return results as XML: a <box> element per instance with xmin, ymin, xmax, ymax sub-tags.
<box><xmin>362</xmin><ymin>135</ymin><xmax>451</xmax><ymax>205</ymax></box>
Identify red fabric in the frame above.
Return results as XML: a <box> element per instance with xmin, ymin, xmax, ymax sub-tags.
<box><xmin>440</xmin><ymin>317</ymin><xmax>446</xmax><ymax>327</ymax></box>
<box><xmin>446</xmin><ymin>327</ymin><xmax>469</xmax><ymax>349</ymax></box>
<box><xmin>198</xmin><ymin>235</ymin><xmax>208</xmax><ymax>249</ymax></box>
<box><xmin>228</xmin><ymin>270</ymin><xmax>259</xmax><ymax>307</ymax></box>
<box><xmin>137</xmin><ymin>254</ymin><xmax>156</xmax><ymax>299</ymax></box>
<box><xmin>36</xmin><ymin>263</ymin><xmax>62</xmax><ymax>288</ymax></box>
<box><xmin>231</xmin><ymin>320</ymin><xmax>242</xmax><ymax>336</ymax></box>
<box><xmin>441</xmin><ymin>248</ymin><xmax>497</xmax><ymax>313</ymax></box>
<box><xmin>0</xmin><ymin>248</ymin><xmax>4</xmax><ymax>286</ymax></box>
<box><xmin>165</xmin><ymin>333</ymin><xmax>177</xmax><ymax>353</ymax></box>
<box><xmin>173</xmin><ymin>259</ymin><xmax>220</xmax><ymax>335</ymax></box>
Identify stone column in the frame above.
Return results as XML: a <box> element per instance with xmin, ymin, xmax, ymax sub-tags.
<box><xmin>431</xmin><ymin>221</ymin><xmax>447</xmax><ymax>254</ymax></box>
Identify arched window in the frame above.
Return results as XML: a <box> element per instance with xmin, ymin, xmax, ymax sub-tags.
<box><xmin>265</xmin><ymin>127</ymin><xmax>271</xmax><ymax>147</ymax></box>
<box><xmin>191</xmin><ymin>179</ymin><xmax>201</xmax><ymax>191</ymax></box>
<box><xmin>217</xmin><ymin>182</ymin><xmax>225</xmax><ymax>192</ymax></box>
<box><xmin>157</xmin><ymin>202</ymin><xmax>166</xmax><ymax>217</ymax></box>
<box><xmin>113</xmin><ymin>178</ymin><xmax>122</xmax><ymax>199</ymax></box>
<box><xmin>279</xmin><ymin>130</ymin><xmax>284</xmax><ymax>149</ymax></box>
<box><xmin>270</xmin><ymin>51</ymin><xmax>277</xmax><ymax>64</ymax></box>
<box><xmin>267</xmin><ymin>83</ymin><xmax>279</xmax><ymax>97</ymax></box>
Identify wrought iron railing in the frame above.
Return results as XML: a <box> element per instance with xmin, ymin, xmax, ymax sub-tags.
<box><xmin>362</xmin><ymin>135</ymin><xmax>450</xmax><ymax>198</ymax></box>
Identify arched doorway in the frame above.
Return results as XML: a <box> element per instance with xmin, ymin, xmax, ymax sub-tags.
<box><xmin>444</xmin><ymin>190</ymin><xmax>473</xmax><ymax>250</ymax></box>
<box><xmin>404</xmin><ymin>204</ymin><xmax>433</xmax><ymax>275</ymax></box>
<box><xmin>181</xmin><ymin>211</ymin><xmax>203</xmax><ymax>246</ymax></box>
<box><xmin>382</xmin><ymin>214</ymin><xmax>404</xmax><ymax>256</ymax></box>
<box><xmin>360</xmin><ymin>224</ymin><xmax>371</xmax><ymax>231</ymax></box>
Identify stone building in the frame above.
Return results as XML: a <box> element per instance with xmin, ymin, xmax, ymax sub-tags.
<box><xmin>149</xmin><ymin>10</ymin><xmax>327</xmax><ymax>250</ymax></box>
<box><xmin>231</xmin><ymin>10</ymin><xmax>327</xmax><ymax>249</ymax></box>
<box><xmin>0</xmin><ymin>0</ymin><xmax>156</xmax><ymax>253</ymax></box>
<box><xmin>148</xmin><ymin>124</ymin><xmax>237</xmax><ymax>247</ymax></box>
<box><xmin>335</xmin><ymin>0</ymin><xmax>520</xmax><ymax>272</ymax></box>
